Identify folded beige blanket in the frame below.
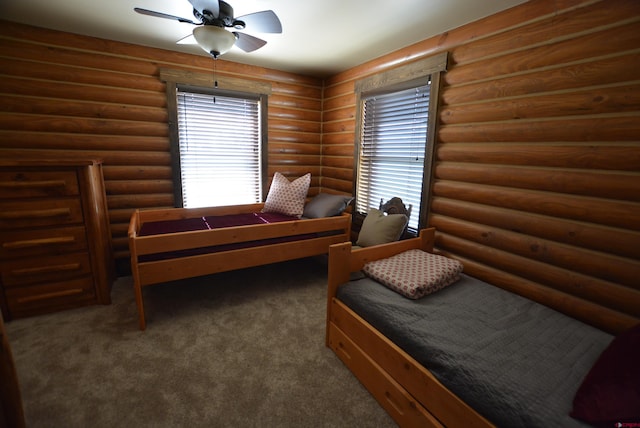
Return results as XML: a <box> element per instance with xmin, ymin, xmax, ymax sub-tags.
<box><xmin>363</xmin><ymin>249</ymin><xmax>463</xmax><ymax>299</ymax></box>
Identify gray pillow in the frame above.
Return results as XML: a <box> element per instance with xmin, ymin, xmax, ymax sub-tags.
<box><xmin>303</xmin><ymin>193</ymin><xmax>353</xmax><ymax>218</ymax></box>
<box><xmin>356</xmin><ymin>208</ymin><xmax>408</xmax><ymax>247</ymax></box>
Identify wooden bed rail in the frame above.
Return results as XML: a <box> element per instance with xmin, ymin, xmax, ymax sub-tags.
<box><xmin>133</xmin><ymin>214</ymin><xmax>350</xmax><ymax>256</ymax></box>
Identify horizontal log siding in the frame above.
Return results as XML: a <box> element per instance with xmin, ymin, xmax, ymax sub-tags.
<box><xmin>0</xmin><ymin>21</ymin><xmax>323</xmax><ymax>271</ymax></box>
<box><xmin>321</xmin><ymin>0</ymin><xmax>640</xmax><ymax>334</ymax></box>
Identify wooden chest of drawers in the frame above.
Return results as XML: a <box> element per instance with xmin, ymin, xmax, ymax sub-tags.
<box><xmin>0</xmin><ymin>159</ymin><xmax>113</xmax><ymax>320</ymax></box>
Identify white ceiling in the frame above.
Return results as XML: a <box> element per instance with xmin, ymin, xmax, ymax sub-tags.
<box><xmin>0</xmin><ymin>0</ymin><xmax>528</xmax><ymax>77</ymax></box>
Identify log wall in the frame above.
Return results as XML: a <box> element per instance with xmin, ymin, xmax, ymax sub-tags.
<box><xmin>0</xmin><ymin>21</ymin><xmax>323</xmax><ymax>271</ymax></box>
<box><xmin>321</xmin><ymin>0</ymin><xmax>640</xmax><ymax>333</ymax></box>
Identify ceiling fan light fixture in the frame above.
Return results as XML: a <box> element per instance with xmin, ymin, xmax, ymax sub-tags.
<box><xmin>193</xmin><ymin>25</ymin><xmax>236</xmax><ymax>58</ymax></box>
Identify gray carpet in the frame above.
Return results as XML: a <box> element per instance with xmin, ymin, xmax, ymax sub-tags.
<box><xmin>5</xmin><ymin>257</ymin><xmax>396</xmax><ymax>428</ymax></box>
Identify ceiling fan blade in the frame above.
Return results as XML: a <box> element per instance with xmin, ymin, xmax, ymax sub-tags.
<box><xmin>188</xmin><ymin>0</ymin><xmax>219</xmax><ymax>17</ymax></box>
<box><xmin>134</xmin><ymin>8</ymin><xmax>197</xmax><ymax>24</ymax></box>
<box><xmin>233</xmin><ymin>32</ymin><xmax>267</xmax><ymax>53</ymax></box>
<box><xmin>236</xmin><ymin>10</ymin><xmax>282</xmax><ymax>33</ymax></box>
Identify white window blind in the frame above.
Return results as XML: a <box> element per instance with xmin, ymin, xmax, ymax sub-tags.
<box><xmin>356</xmin><ymin>83</ymin><xmax>431</xmax><ymax>231</ymax></box>
<box><xmin>177</xmin><ymin>90</ymin><xmax>262</xmax><ymax>208</ymax></box>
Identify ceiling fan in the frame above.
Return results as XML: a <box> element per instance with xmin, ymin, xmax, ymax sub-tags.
<box><xmin>134</xmin><ymin>0</ymin><xmax>282</xmax><ymax>58</ymax></box>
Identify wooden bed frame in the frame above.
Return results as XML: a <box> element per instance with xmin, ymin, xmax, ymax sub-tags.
<box><xmin>326</xmin><ymin>228</ymin><xmax>494</xmax><ymax>428</ymax></box>
<box><xmin>129</xmin><ymin>203</ymin><xmax>351</xmax><ymax>330</ymax></box>
<box><xmin>326</xmin><ymin>228</ymin><xmax>636</xmax><ymax>427</ymax></box>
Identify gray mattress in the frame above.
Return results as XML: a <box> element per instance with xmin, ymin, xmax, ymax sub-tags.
<box><xmin>337</xmin><ymin>273</ymin><xmax>613</xmax><ymax>427</ymax></box>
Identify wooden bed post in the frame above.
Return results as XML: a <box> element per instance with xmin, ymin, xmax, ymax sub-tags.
<box><xmin>132</xmin><ymin>274</ymin><xmax>146</xmax><ymax>331</ymax></box>
<box><xmin>128</xmin><ymin>210</ymin><xmax>147</xmax><ymax>331</ymax></box>
<box><xmin>0</xmin><ymin>316</ymin><xmax>26</xmax><ymax>428</ymax></box>
<box><xmin>419</xmin><ymin>227</ymin><xmax>435</xmax><ymax>252</ymax></box>
<box><xmin>326</xmin><ymin>242</ymin><xmax>352</xmax><ymax>346</ymax></box>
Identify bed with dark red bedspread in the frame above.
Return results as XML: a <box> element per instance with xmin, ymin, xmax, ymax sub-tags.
<box><xmin>129</xmin><ymin>203</ymin><xmax>351</xmax><ymax>330</ymax></box>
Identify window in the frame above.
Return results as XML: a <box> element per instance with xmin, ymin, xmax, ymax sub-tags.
<box><xmin>161</xmin><ymin>69</ymin><xmax>271</xmax><ymax>209</ymax></box>
<box><xmin>354</xmin><ymin>52</ymin><xmax>448</xmax><ymax>232</ymax></box>
<box><xmin>356</xmin><ymin>83</ymin><xmax>430</xmax><ymax>230</ymax></box>
<box><xmin>176</xmin><ymin>89</ymin><xmax>262</xmax><ymax>208</ymax></box>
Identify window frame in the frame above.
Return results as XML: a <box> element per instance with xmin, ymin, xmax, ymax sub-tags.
<box><xmin>353</xmin><ymin>52</ymin><xmax>448</xmax><ymax>233</ymax></box>
<box><xmin>161</xmin><ymin>68</ymin><xmax>271</xmax><ymax>208</ymax></box>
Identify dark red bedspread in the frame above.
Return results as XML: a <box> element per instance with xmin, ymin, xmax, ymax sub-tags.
<box><xmin>139</xmin><ymin>212</ymin><xmax>298</xmax><ymax>236</ymax></box>
<box><xmin>137</xmin><ymin>212</ymin><xmax>314</xmax><ymax>262</ymax></box>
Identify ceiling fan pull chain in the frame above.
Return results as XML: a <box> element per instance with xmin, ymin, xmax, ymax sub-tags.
<box><xmin>213</xmin><ymin>57</ymin><xmax>218</xmax><ymax>103</ymax></box>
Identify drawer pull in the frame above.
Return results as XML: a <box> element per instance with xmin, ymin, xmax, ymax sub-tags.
<box><xmin>0</xmin><ymin>208</ymin><xmax>72</xmax><ymax>220</ymax></box>
<box><xmin>17</xmin><ymin>288</ymin><xmax>84</xmax><ymax>304</ymax></box>
<box><xmin>0</xmin><ymin>180</ymin><xmax>67</xmax><ymax>189</ymax></box>
<box><xmin>3</xmin><ymin>236</ymin><xmax>77</xmax><ymax>249</ymax></box>
<box><xmin>10</xmin><ymin>263</ymin><xmax>82</xmax><ymax>277</ymax></box>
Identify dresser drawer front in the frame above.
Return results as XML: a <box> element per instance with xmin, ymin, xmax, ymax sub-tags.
<box><xmin>0</xmin><ymin>199</ymin><xmax>84</xmax><ymax>229</ymax></box>
<box><xmin>0</xmin><ymin>170</ymin><xmax>79</xmax><ymax>198</ymax></box>
<box><xmin>4</xmin><ymin>277</ymin><xmax>96</xmax><ymax>319</ymax></box>
<box><xmin>1</xmin><ymin>252</ymin><xmax>92</xmax><ymax>287</ymax></box>
<box><xmin>0</xmin><ymin>226</ymin><xmax>88</xmax><ymax>259</ymax></box>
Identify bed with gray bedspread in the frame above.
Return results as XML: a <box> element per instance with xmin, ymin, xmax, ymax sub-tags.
<box><xmin>337</xmin><ymin>273</ymin><xmax>613</xmax><ymax>427</ymax></box>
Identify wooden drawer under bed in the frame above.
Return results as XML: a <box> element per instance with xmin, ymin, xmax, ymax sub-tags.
<box><xmin>328</xmin><ymin>318</ymin><xmax>442</xmax><ymax>427</ymax></box>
